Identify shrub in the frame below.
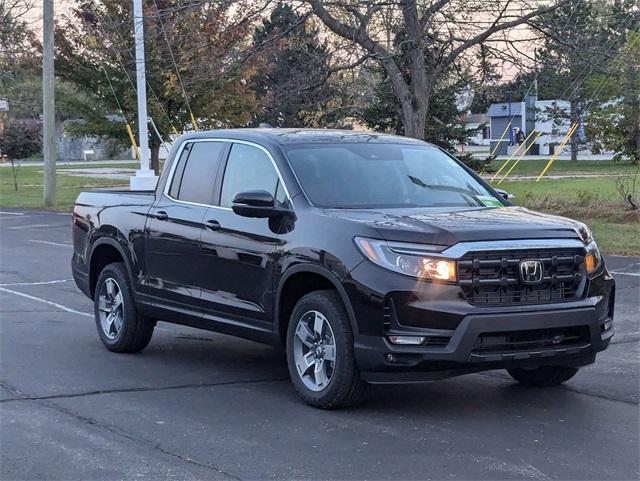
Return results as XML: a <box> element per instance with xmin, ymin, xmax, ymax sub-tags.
<box><xmin>0</xmin><ymin>121</ymin><xmax>42</xmax><ymax>160</ymax></box>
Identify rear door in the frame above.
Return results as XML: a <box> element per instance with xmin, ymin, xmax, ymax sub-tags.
<box><xmin>144</xmin><ymin>140</ymin><xmax>227</xmax><ymax>315</ymax></box>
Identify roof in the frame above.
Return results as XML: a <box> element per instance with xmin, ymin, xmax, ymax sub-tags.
<box><xmin>177</xmin><ymin>128</ymin><xmax>429</xmax><ymax>146</ymax></box>
<box><xmin>487</xmin><ymin>102</ymin><xmax>524</xmax><ymax>118</ymax></box>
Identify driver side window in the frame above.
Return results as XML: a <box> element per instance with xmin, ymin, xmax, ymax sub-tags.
<box><xmin>220</xmin><ymin>143</ymin><xmax>288</xmax><ymax>208</ymax></box>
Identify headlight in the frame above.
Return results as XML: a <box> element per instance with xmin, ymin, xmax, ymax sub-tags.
<box><xmin>355</xmin><ymin>237</ymin><xmax>455</xmax><ymax>282</ymax></box>
<box><xmin>585</xmin><ymin>241</ymin><xmax>602</xmax><ymax>275</ymax></box>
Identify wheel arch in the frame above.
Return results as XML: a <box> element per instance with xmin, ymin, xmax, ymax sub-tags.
<box><xmin>275</xmin><ymin>264</ymin><xmax>358</xmax><ymax>345</ymax></box>
<box><xmin>88</xmin><ymin>238</ymin><xmax>133</xmax><ymax>297</ymax></box>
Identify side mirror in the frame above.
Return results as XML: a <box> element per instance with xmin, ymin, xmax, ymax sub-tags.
<box><xmin>494</xmin><ymin>188</ymin><xmax>513</xmax><ymax>201</ymax></box>
<box><xmin>232</xmin><ymin>190</ymin><xmax>293</xmax><ymax>219</ymax></box>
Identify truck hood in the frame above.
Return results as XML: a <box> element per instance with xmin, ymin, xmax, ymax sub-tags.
<box><xmin>322</xmin><ymin>206</ymin><xmax>586</xmax><ymax>246</ymax></box>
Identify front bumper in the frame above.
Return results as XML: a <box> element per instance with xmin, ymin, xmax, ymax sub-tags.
<box><xmin>346</xmin><ymin>256</ymin><xmax>615</xmax><ymax>384</ymax></box>
<box><xmin>355</xmin><ymin>306</ymin><xmax>613</xmax><ymax>383</ymax></box>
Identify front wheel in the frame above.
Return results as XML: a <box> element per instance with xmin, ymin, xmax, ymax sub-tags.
<box><xmin>507</xmin><ymin>366</ymin><xmax>579</xmax><ymax>386</ymax></box>
<box><xmin>286</xmin><ymin>290</ymin><xmax>367</xmax><ymax>409</ymax></box>
<box><xmin>94</xmin><ymin>262</ymin><xmax>154</xmax><ymax>353</ymax></box>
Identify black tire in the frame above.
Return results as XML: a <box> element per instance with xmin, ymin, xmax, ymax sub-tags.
<box><xmin>507</xmin><ymin>366</ymin><xmax>579</xmax><ymax>386</ymax></box>
<box><xmin>286</xmin><ymin>290</ymin><xmax>368</xmax><ymax>409</ymax></box>
<box><xmin>94</xmin><ymin>262</ymin><xmax>154</xmax><ymax>353</ymax></box>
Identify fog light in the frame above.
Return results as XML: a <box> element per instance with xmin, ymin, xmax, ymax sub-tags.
<box><xmin>604</xmin><ymin>320</ymin><xmax>613</xmax><ymax>332</ymax></box>
<box><xmin>388</xmin><ymin>336</ymin><xmax>425</xmax><ymax>345</ymax></box>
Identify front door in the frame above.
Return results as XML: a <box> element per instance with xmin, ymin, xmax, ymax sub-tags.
<box><xmin>144</xmin><ymin>140</ymin><xmax>226</xmax><ymax>316</ymax></box>
<box><xmin>198</xmin><ymin>142</ymin><xmax>290</xmax><ymax>330</ymax></box>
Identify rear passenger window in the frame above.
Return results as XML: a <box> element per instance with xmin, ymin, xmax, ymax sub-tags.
<box><xmin>172</xmin><ymin>142</ymin><xmax>224</xmax><ymax>205</ymax></box>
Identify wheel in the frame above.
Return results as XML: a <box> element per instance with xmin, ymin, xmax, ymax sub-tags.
<box><xmin>94</xmin><ymin>262</ymin><xmax>154</xmax><ymax>353</ymax></box>
<box><xmin>286</xmin><ymin>290</ymin><xmax>368</xmax><ymax>409</ymax></box>
<box><xmin>507</xmin><ymin>366</ymin><xmax>579</xmax><ymax>386</ymax></box>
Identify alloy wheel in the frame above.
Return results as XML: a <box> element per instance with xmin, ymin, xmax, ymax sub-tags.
<box><xmin>293</xmin><ymin>310</ymin><xmax>336</xmax><ymax>392</ymax></box>
<box><xmin>98</xmin><ymin>278</ymin><xmax>124</xmax><ymax>340</ymax></box>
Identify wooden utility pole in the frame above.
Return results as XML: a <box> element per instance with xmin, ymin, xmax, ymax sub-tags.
<box><xmin>42</xmin><ymin>0</ymin><xmax>56</xmax><ymax>206</ymax></box>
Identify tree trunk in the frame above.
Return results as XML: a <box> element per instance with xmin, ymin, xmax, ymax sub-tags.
<box><xmin>569</xmin><ymin>99</ymin><xmax>579</xmax><ymax>161</ymax></box>
<box><xmin>150</xmin><ymin>144</ymin><xmax>160</xmax><ymax>175</ymax></box>
<box><xmin>400</xmin><ymin>87</ymin><xmax>430</xmax><ymax>140</ymax></box>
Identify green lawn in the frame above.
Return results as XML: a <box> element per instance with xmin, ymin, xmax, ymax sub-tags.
<box><xmin>0</xmin><ymin>164</ymin><xmax>128</xmax><ymax>210</ymax></box>
<box><xmin>496</xmin><ymin>176</ymin><xmax>639</xmax><ymax>255</ymax></box>
<box><xmin>488</xmin><ymin>158</ymin><xmax>638</xmax><ymax>177</ymax></box>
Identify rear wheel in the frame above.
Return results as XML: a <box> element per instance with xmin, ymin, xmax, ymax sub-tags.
<box><xmin>286</xmin><ymin>290</ymin><xmax>367</xmax><ymax>409</ymax></box>
<box><xmin>507</xmin><ymin>366</ymin><xmax>579</xmax><ymax>386</ymax></box>
<box><xmin>94</xmin><ymin>262</ymin><xmax>154</xmax><ymax>353</ymax></box>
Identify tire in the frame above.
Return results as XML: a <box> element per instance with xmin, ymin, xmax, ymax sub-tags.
<box><xmin>94</xmin><ymin>262</ymin><xmax>154</xmax><ymax>353</ymax></box>
<box><xmin>286</xmin><ymin>290</ymin><xmax>368</xmax><ymax>409</ymax></box>
<box><xmin>507</xmin><ymin>366</ymin><xmax>579</xmax><ymax>387</ymax></box>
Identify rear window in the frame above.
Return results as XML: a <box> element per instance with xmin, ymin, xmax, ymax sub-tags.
<box><xmin>170</xmin><ymin>142</ymin><xmax>224</xmax><ymax>205</ymax></box>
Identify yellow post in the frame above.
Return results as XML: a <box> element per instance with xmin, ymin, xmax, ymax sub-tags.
<box><xmin>498</xmin><ymin>131</ymin><xmax>543</xmax><ymax>184</ymax></box>
<box><xmin>190</xmin><ymin>112</ymin><xmax>198</xmax><ymax>131</ymax></box>
<box><xmin>490</xmin><ymin>129</ymin><xmax>537</xmax><ymax>182</ymax></box>
<box><xmin>172</xmin><ymin>125</ymin><xmax>179</xmax><ymax>135</ymax></box>
<box><xmin>536</xmin><ymin>123</ymin><xmax>578</xmax><ymax>182</ymax></box>
<box><xmin>125</xmin><ymin>123</ymin><xmax>141</xmax><ymax>160</ymax></box>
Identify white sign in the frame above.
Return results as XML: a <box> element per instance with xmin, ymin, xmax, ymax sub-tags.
<box><xmin>0</xmin><ymin>99</ymin><xmax>8</xmax><ymax>112</ymax></box>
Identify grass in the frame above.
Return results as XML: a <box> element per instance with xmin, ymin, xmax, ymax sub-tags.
<box><xmin>488</xmin><ymin>158</ymin><xmax>638</xmax><ymax>177</ymax></box>
<box><xmin>497</xmin><ymin>175</ymin><xmax>639</xmax><ymax>255</ymax></box>
<box><xmin>0</xmin><ymin>164</ymin><xmax>129</xmax><ymax>210</ymax></box>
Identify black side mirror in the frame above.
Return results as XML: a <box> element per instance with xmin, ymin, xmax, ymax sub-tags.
<box><xmin>232</xmin><ymin>190</ymin><xmax>293</xmax><ymax>219</ymax></box>
<box><xmin>494</xmin><ymin>188</ymin><xmax>513</xmax><ymax>201</ymax></box>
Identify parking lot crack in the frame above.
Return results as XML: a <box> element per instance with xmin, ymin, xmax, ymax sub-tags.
<box><xmin>0</xmin><ymin>377</ymin><xmax>288</xmax><ymax>404</ymax></box>
<box><xmin>1</xmin><ymin>381</ymin><xmax>251</xmax><ymax>480</ymax></box>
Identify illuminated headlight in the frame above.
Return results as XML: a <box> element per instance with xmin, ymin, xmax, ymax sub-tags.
<box><xmin>585</xmin><ymin>241</ymin><xmax>602</xmax><ymax>275</ymax></box>
<box><xmin>355</xmin><ymin>237</ymin><xmax>456</xmax><ymax>282</ymax></box>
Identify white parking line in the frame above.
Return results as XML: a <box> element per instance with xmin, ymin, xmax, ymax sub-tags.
<box><xmin>0</xmin><ymin>286</ymin><xmax>92</xmax><ymax>317</ymax></box>
<box><xmin>0</xmin><ymin>279</ymin><xmax>72</xmax><ymax>287</ymax></box>
<box><xmin>8</xmin><ymin>223</ymin><xmax>67</xmax><ymax>230</ymax></box>
<box><xmin>0</xmin><ymin>211</ymin><xmax>24</xmax><ymax>215</ymax></box>
<box><xmin>29</xmin><ymin>240</ymin><xmax>72</xmax><ymax>248</ymax></box>
<box><xmin>610</xmin><ymin>271</ymin><xmax>640</xmax><ymax>277</ymax></box>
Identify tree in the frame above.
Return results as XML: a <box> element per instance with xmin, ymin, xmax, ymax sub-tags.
<box><xmin>586</xmin><ymin>32</ymin><xmax>640</xmax><ymax>163</ymax></box>
<box><xmin>56</xmin><ymin>0</ymin><xmax>265</xmax><ymax>172</ymax></box>
<box><xmin>251</xmin><ymin>3</ymin><xmax>335</xmax><ymax>127</ymax></box>
<box><xmin>303</xmin><ymin>0</ymin><xmax>575</xmax><ymax>140</ymax></box>
<box><xmin>0</xmin><ymin>1</ymin><xmax>41</xmax><ymax>121</ymax></box>
<box><xmin>358</xmin><ymin>64</ymin><xmax>469</xmax><ymax>151</ymax></box>
<box><xmin>527</xmin><ymin>0</ymin><xmax>636</xmax><ymax>160</ymax></box>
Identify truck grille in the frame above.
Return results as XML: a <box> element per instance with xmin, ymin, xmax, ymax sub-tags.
<box><xmin>472</xmin><ymin>326</ymin><xmax>590</xmax><ymax>354</ymax></box>
<box><xmin>457</xmin><ymin>248</ymin><xmax>586</xmax><ymax>306</ymax></box>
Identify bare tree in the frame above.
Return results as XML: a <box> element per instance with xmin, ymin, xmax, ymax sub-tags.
<box><xmin>302</xmin><ymin>0</ymin><xmax>574</xmax><ymax>139</ymax></box>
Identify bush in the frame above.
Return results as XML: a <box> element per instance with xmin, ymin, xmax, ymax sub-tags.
<box><xmin>0</xmin><ymin>121</ymin><xmax>42</xmax><ymax>160</ymax></box>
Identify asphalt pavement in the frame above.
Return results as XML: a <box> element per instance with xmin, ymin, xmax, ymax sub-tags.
<box><xmin>1</xmin><ymin>208</ymin><xmax>638</xmax><ymax>480</ymax></box>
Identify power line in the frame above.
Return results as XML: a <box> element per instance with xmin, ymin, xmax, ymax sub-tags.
<box><xmin>151</xmin><ymin>0</ymin><xmax>198</xmax><ymax>130</ymax></box>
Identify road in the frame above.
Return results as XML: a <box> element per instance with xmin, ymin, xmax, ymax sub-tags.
<box><xmin>1</xmin><ymin>208</ymin><xmax>638</xmax><ymax>481</ymax></box>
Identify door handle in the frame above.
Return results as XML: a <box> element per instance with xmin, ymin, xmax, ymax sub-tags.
<box><xmin>156</xmin><ymin>210</ymin><xmax>169</xmax><ymax>221</ymax></box>
<box><xmin>204</xmin><ymin>220</ymin><xmax>221</xmax><ymax>231</ymax></box>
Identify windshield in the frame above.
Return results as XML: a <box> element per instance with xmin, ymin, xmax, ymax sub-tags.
<box><xmin>285</xmin><ymin>143</ymin><xmax>501</xmax><ymax>209</ymax></box>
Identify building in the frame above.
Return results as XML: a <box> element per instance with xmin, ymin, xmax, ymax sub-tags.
<box><xmin>485</xmin><ymin>98</ymin><xmax>592</xmax><ymax>156</ymax></box>
<box><xmin>462</xmin><ymin>113</ymin><xmax>490</xmax><ymax>146</ymax></box>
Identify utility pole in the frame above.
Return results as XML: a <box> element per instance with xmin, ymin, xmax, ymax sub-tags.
<box><xmin>130</xmin><ymin>0</ymin><xmax>158</xmax><ymax>190</ymax></box>
<box><xmin>42</xmin><ymin>0</ymin><xmax>56</xmax><ymax>207</ymax></box>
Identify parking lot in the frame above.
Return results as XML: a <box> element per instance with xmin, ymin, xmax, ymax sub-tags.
<box><xmin>1</xmin><ymin>208</ymin><xmax>638</xmax><ymax>480</ymax></box>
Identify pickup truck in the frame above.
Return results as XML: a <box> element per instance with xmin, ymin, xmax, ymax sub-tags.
<box><xmin>72</xmin><ymin>128</ymin><xmax>615</xmax><ymax>409</ymax></box>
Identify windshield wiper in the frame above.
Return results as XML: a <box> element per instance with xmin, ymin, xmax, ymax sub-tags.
<box><xmin>406</xmin><ymin>176</ymin><xmax>484</xmax><ymax>206</ymax></box>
